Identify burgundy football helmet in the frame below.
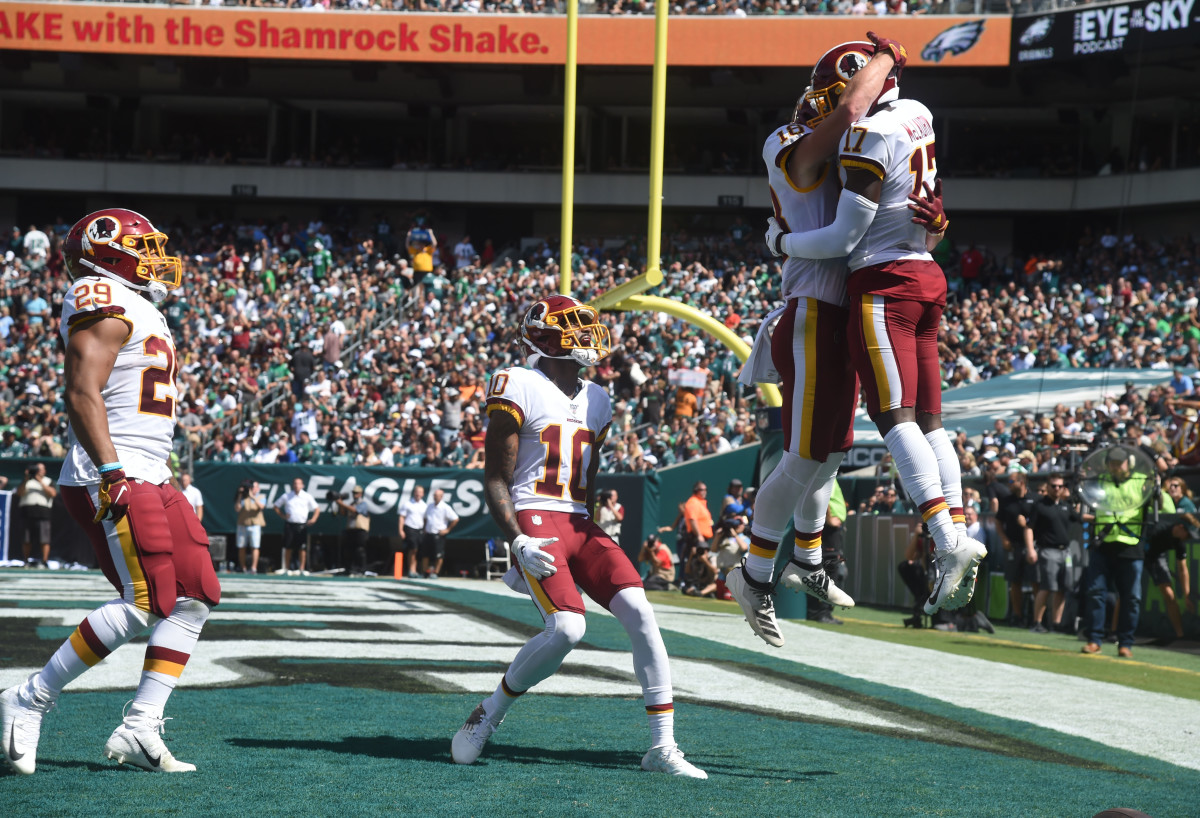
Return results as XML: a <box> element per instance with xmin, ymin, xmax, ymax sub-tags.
<box><xmin>63</xmin><ymin>208</ymin><xmax>181</xmax><ymax>302</ymax></box>
<box><xmin>803</xmin><ymin>41</ymin><xmax>900</xmax><ymax>126</ymax></box>
<box><xmin>521</xmin><ymin>294</ymin><xmax>612</xmax><ymax>366</ymax></box>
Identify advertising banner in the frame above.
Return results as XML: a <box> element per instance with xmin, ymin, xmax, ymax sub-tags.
<box><xmin>1013</xmin><ymin>0</ymin><xmax>1199</xmax><ymax>63</ymax></box>
<box><xmin>0</xmin><ymin>5</ymin><xmax>1011</xmax><ymax>67</ymax></box>
<box><xmin>193</xmin><ymin>462</ymin><xmax>498</xmax><ymax>540</ymax></box>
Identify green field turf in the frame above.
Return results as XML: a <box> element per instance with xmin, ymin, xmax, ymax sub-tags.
<box><xmin>2</xmin><ymin>570</ymin><xmax>1197</xmax><ymax>818</ymax></box>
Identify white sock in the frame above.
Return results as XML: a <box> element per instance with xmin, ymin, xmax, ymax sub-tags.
<box><xmin>925</xmin><ymin>427</ymin><xmax>966</xmax><ymax>534</ymax></box>
<box><xmin>609</xmin><ymin>588</ymin><xmax>676</xmax><ymax>748</ymax></box>
<box><xmin>486</xmin><ymin>611</ymin><xmax>586</xmax><ymax>721</ymax></box>
<box><xmin>884</xmin><ymin>423</ymin><xmax>957</xmax><ymax>552</ymax></box>
<box><xmin>35</xmin><ymin>600</ymin><xmax>152</xmax><ymax>700</ymax></box>
<box><xmin>130</xmin><ymin>598</ymin><xmax>211</xmax><ymax>723</ymax></box>
<box><xmin>791</xmin><ymin>453</ymin><xmax>843</xmax><ymax>568</ymax></box>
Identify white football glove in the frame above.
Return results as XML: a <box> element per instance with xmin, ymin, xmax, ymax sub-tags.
<box><xmin>765</xmin><ymin>217</ymin><xmax>786</xmax><ymax>258</ymax></box>
<box><xmin>512</xmin><ymin>534</ymin><xmax>559</xmax><ymax>579</ymax></box>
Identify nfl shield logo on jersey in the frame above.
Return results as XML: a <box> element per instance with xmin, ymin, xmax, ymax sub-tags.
<box><xmin>531</xmin><ymin>515</ymin><xmax>543</xmax><ymax>526</ymax></box>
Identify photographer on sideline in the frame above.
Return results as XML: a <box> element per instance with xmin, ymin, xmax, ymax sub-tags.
<box><xmin>638</xmin><ymin>534</ymin><xmax>677</xmax><ymax>592</ymax></box>
<box><xmin>17</xmin><ymin>462</ymin><xmax>56</xmax><ymax>567</ymax></box>
<box><xmin>235</xmin><ymin>480</ymin><xmax>266</xmax><ymax>575</ymax></box>
<box><xmin>332</xmin><ymin>485</ymin><xmax>371</xmax><ymax>574</ymax></box>
<box><xmin>273</xmin><ymin>477</ymin><xmax>319</xmax><ymax>575</ymax></box>
<box><xmin>597</xmin><ymin>489</ymin><xmax>624</xmax><ymax>541</ymax></box>
<box><xmin>397</xmin><ymin>484</ymin><xmax>427</xmax><ymax>579</ymax></box>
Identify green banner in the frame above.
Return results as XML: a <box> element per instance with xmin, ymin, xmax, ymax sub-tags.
<box><xmin>193</xmin><ymin>463</ymin><xmax>497</xmax><ymax>540</ymax></box>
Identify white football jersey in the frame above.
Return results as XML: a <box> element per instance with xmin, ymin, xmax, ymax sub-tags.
<box><xmin>838</xmin><ymin>98</ymin><xmax>938</xmax><ymax>272</ymax></box>
<box><xmin>58</xmin><ymin>276</ymin><xmax>178</xmax><ymax>486</ymax></box>
<box><xmin>484</xmin><ymin>366</ymin><xmax>612</xmax><ymax>516</ymax></box>
<box><xmin>763</xmin><ymin>123</ymin><xmax>848</xmax><ymax>307</ymax></box>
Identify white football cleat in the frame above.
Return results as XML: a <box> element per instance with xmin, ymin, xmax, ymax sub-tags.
<box><xmin>777</xmin><ymin>561</ymin><xmax>855</xmax><ymax>608</ymax></box>
<box><xmin>1</xmin><ymin>676</ymin><xmax>55</xmax><ymax>776</ymax></box>
<box><xmin>451</xmin><ymin>702</ymin><xmax>501</xmax><ymax>765</ymax></box>
<box><xmin>104</xmin><ymin>716</ymin><xmax>196</xmax><ymax>772</ymax></box>
<box><xmin>924</xmin><ymin>535</ymin><xmax>987</xmax><ymax>615</ymax></box>
<box><xmin>726</xmin><ymin>564</ymin><xmax>784</xmax><ymax>647</ymax></box>
<box><xmin>641</xmin><ymin>744</ymin><xmax>708</xmax><ymax>779</ymax></box>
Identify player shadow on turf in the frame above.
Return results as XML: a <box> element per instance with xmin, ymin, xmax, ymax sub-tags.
<box><xmin>226</xmin><ymin>736</ymin><xmax>818</xmax><ymax>779</ymax></box>
<box><xmin>228</xmin><ymin>735</ymin><xmax>635</xmax><ymax>769</ymax></box>
<box><xmin>27</xmin><ymin>760</ymin><xmax>114</xmax><ymax>773</ymax></box>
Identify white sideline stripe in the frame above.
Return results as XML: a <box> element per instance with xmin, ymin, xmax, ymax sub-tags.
<box><xmin>651</xmin><ymin>606</ymin><xmax>1200</xmax><ymax>772</ymax></box>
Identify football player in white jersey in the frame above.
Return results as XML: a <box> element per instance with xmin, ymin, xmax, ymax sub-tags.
<box><xmin>765</xmin><ymin>43</ymin><xmax>986</xmax><ymax>615</ymax></box>
<box><xmin>451</xmin><ymin>295</ymin><xmax>706</xmax><ymax>779</ymax></box>
<box><xmin>1</xmin><ymin>209</ymin><xmax>220</xmax><ymax>775</ymax></box>
<box><xmin>728</xmin><ymin>32</ymin><xmax>906</xmax><ymax>647</ymax></box>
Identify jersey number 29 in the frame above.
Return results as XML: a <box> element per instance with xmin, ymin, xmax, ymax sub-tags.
<box><xmin>139</xmin><ymin>335</ymin><xmax>178</xmax><ymax>418</ymax></box>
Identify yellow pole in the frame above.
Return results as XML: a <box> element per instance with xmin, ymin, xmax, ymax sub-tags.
<box><xmin>588</xmin><ymin>266</ymin><xmax>663</xmax><ymax>312</ymax></box>
<box><xmin>615</xmin><ymin>294</ymin><xmax>782</xmax><ymax>408</ymax></box>
<box><xmin>559</xmin><ymin>0</ymin><xmax>579</xmax><ymax>295</ymax></box>
<box><xmin>645</xmin><ymin>0</ymin><xmax>668</xmax><ymax>283</ymax></box>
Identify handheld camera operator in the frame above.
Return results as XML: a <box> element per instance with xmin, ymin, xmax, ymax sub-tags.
<box><xmin>16</xmin><ymin>462</ymin><xmax>57</xmax><ymax>567</ymax></box>
<box><xmin>332</xmin><ymin>485</ymin><xmax>371</xmax><ymax>573</ymax></box>
<box><xmin>235</xmin><ymin>480</ymin><xmax>265</xmax><ymax>574</ymax></box>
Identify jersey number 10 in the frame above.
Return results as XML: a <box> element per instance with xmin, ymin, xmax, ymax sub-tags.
<box><xmin>535</xmin><ymin>424</ymin><xmax>594</xmax><ymax>503</ymax></box>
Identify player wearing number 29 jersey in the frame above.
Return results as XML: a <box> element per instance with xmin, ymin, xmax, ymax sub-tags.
<box><xmin>453</xmin><ymin>294</ymin><xmax>706</xmax><ymax>779</ymax></box>
<box><xmin>2</xmin><ymin>209</ymin><xmax>218</xmax><ymax>778</ymax></box>
<box><xmin>58</xmin><ymin>274</ymin><xmax>178</xmax><ymax>487</ymax></box>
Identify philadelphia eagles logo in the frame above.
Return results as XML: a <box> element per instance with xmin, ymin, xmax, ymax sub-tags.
<box><xmin>1019</xmin><ymin>17</ymin><xmax>1053</xmax><ymax>47</ymax></box>
<box><xmin>921</xmin><ymin>20</ymin><xmax>986</xmax><ymax>63</ymax></box>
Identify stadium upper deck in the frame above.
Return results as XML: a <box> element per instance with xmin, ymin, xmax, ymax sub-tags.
<box><xmin>1</xmin><ymin>2</ymin><xmax>1198</xmax><ymax>248</ymax></box>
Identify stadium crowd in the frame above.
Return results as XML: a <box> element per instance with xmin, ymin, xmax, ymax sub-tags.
<box><xmin>2</xmin><ymin>214</ymin><xmax>1199</xmax><ymax>477</ymax></box>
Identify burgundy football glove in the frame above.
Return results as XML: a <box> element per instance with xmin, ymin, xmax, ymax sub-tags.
<box><xmin>94</xmin><ymin>469</ymin><xmax>132</xmax><ymax>524</ymax></box>
<box><xmin>908</xmin><ymin>179</ymin><xmax>949</xmax><ymax>235</ymax></box>
<box><xmin>866</xmin><ymin>31</ymin><xmax>907</xmax><ymax>76</ymax></box>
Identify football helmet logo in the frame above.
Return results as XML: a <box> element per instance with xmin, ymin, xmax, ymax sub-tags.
<box><xmin>63</xmin><ymin>208</ymin><xmax>181</xmax><ymax>303</ymax></box>
<box><xmin>521</xmin><ymin>294</ymin><xmax>612</xmax><ymax>367</ymax></box>
<box><xmin>804</xmin><ymin>41</ymin><xmax>899</xmax><ymax>127</ymax></box>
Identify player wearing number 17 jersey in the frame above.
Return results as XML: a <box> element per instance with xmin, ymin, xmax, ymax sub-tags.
<box><xmin>2</xmin><ymin>209</ymin><xmax>219</xmax><ymax>776</ymax></box>
<box><xmin>451</xmin><ymin>294</ymin><xmax>706</xmax><ymax>779</ymax></box>
<box><xmin>766</xmin><ymin>56</ymin><xmax>986</xmax><ymax>616</ymax></box>
<box><xmin>730</xmin><ymin>34</ymin><xmax>903</xmax><ymax>648</ymax></box>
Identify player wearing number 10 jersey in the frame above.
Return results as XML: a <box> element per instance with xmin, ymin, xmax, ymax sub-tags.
<box><xmin>2</xmin><ymin>209</ymin><xmax>219</xmax><ymax>776</ymax></box>
<box><xmin>451</xmin><ymin>294</ymin><xmax>706</xmax><ymax>779</ymax></box>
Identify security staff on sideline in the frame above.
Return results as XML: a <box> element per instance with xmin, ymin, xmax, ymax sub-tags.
<box><xmin>420</xmin><ymin>488</ymin><xmax>459</xmax><ymax>578</ymax></box>
<box><xmin>1081</xmin><ymin>447</ymin><xmax>1174</xmax><ymax>658</ymax></box>
<box><xmin>397</xmin><ymin>485</ymin><xmax>428</xmax><ymax>579</ymax></box>
<box><xmin>1024</xmin><ymin>477</ymin><xmax>1080</xmax><ymax>633</ymax></box>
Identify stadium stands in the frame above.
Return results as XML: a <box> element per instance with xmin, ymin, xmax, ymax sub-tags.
<box><xmin>2</xmin><ymin>216</ymin><xmax>1196</xmax><ymax>474</ymax></box>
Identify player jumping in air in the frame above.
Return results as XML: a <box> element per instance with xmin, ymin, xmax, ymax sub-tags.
<box><xmin>730</xmin><ymin>32</ymin><xmax>907</xmax><ymax>647</ymax></box>
<box><xmin>1</xmin><ymin>209</ymin><xmax>220</xmax><ymax>775</ymax></box>
<box><xmin>451</xmin><ymin>294</ymin><xmax>706</xmax><ymax>779</ymax></box>
<box><xmin>765</xmin><ymin>40</ymin><xmax>985</xmax><ymax>615</ymax></box>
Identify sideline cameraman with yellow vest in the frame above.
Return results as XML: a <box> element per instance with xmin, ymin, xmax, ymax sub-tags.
<box><xmin>1081</xmin><ymin>447</ymin><xmax>1174</xmax><ymax>658</ymax></box>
